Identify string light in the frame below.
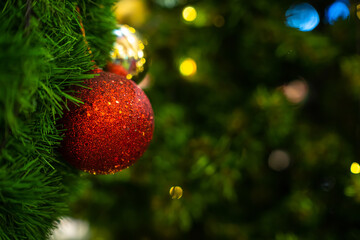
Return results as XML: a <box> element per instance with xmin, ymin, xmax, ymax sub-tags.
<box><xmin>350</xmin><ymin>162</ymin><xmax>360</xmax><ymax>174</ymax></box>
<box><xmin>169</xmin><ymin>186</ymin><xmax>183</xmax><ymax>199</ymax></box>
<box><xmin>325</xmin><ymin>1</ymin><xmax>350</xmax><ymax>25</ymax></box>
<box><xmin>182</xmin><ymin>6</ymin><xmax>197</xmax><ymax>22</ymax></box>
<box><xmin>268</xmin><ymin>150</ymin><xmax>290</xmax><ymax>171</ymax></box>
<box><xmin>51</xmin><ymin>217</ymin><xmax>90</xmax><ymax>239</ymax></box>
<box><xmin>179</xmin><ymin>58</ymin><xmax>197</xmax><ymax>76</ymax></box>
<box><xmin>282</xmin><ymin>79</ymin><xmax>308</xmax><ymax>104</ymax></box>
<box><xmin>285</xmin><ymin>3</ymin><xmax>319</xmax><ymax>32</ymax></box>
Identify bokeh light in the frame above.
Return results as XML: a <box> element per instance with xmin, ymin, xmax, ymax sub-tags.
<box><xmin>213</xmin><ymin>15</ymin><xmax>225</xmax><ymax>27</ymax></box>
<box><xmin>282</xmin><ymin>79</ymin><xmax>308</xmax><ymax>104</ymax></box>
<box><xmin>325</xmin><ymin>1</ymin><xmax>350</xmax><ymax>25</ymax></box>
<box><xmin>179</xmin><ymin>58</ymin><xmax>197</xmax><ymax>76</ymax></box>
<box><xmin>50</xmin><ymin>217</ymin><xmax>90</xmax><ymax>240</ymax></box>
<box><xmin>357</xmin><ymin>4</ymin><xmax>360</xmax><ymax>20</ymax></box>
<box><xmin>285</xmin><ymin>3</ymin><xmax>319</xmax><ymax>32</ymax></box>
<box><xmin>169</xmin><ymin>186</ymin><xmax>183</xmax><ymax>199</ymax></box>
<box><xmin>155</xmin><ymin>0</ymin><xmax>180</xmax><ymax>8</ymax></box>
<box><xmin>182</xmin><ymin>6</ymin><xmax>197</xmax><ymax>22</ymax></box>
<box><xmin>350</xmin><ymin>162</ymin><xmax>360</xmax><ymax>174</ymax></box>
<box><xmin>268</xmin><ymin>150</ymin><xmax>290</xmax><ymax>171</ymax></box>
<box><xmin>113</xmin><ymin>0</ymin><xmax>149</xmax><ymax>27</ymax></box>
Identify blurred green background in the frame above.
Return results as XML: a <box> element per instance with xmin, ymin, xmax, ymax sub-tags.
<box><xmin>59</xmin><ymin>0</ymin><xmax>360</xmax><ymax>239</ymax></box>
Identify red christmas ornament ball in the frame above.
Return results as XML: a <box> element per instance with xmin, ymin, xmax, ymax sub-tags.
<box><xmin>60</xmin><ymin>71</ymin><xmax>154</xmax><ymax>174</ymax></box>
<box><xmin>106</xmin><ymin>62</ymin><xmax>128</xmax><ymax>77</ymax></box>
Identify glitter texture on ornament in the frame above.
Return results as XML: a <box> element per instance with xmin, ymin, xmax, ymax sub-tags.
<box><xmin>60</xmin><ymin>71</ymin><xmax>154</xmax><ymax>174</ymax></box>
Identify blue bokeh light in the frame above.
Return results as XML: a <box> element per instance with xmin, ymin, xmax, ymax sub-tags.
<box><xmin>285</xmin><ymin>3</ymin><xmax>320</xmax><ymax>32</ymax></box>
<box><xmin>325</xmin><ymin>1</ymin><xmax>350</xmax><ymax>25</ymax></box>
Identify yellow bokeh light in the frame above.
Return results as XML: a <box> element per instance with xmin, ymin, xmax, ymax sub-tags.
<box><xmin>182</xmin><ymin>6</ymin><xmax>197</xmax><ymax>22</ymax></box>
<box><xmin>179</xmin><ymin>58</ymin><xmax>197</xmax><ymax>76</ymax></box>
<box><xmin>357</xmin><ymin>4</ymin><xmax>360</xmax><ymax>20</ymax></box>
<box><xmin>169</xmin><ymin>186</ymin><xmax>183</xmax><ymax>199</ymax></box>
<box><xmin>350</xmin><ymin>162</ymin><xmax>360</xmax><ymax>174</ymax></box>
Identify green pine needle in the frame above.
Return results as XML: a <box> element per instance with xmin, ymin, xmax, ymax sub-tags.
<box><xmin>0</xmin><ymin>0</ymin><xmax>117</xmax><ymax>239</ymax></box>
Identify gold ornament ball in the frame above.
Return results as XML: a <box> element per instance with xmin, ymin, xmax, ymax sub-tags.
<box><xmin>169</xmin><ymin>186</ymin><xmax>183</xmax><ymax>199</ymax></box>
<box><xmin>109</xmin><ymin>24</ymin><xmax>149</xmax><ymax>83</ymax></box>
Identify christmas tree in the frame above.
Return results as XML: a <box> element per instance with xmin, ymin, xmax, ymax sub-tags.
<box><xmin>0</xmin><ymin>1</ymin><xmax>116</xmax><ymax>239</ymax></box>
<box><xmin>2</xmin><ymin>0</ymin><xmax>360</xmax><ymax>239</ymax></box>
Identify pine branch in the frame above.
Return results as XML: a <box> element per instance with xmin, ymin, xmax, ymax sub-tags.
<box><xmin>0</xmin><ymin>0</ymin><xmax>117</xmax><ymax>239</ymax></box>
